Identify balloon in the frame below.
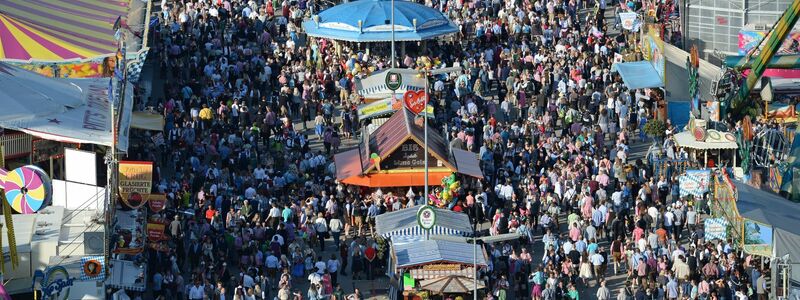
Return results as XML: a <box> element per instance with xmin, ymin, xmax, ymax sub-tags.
<box><xmin>441</xmin><ymin>190</ymin><xmax>452</xmax><ymax>201</ymax></box>
<box><xmin>449</xmin><ymin>181</ymin><xmax>460</xmax><ymax>191</ymax></box>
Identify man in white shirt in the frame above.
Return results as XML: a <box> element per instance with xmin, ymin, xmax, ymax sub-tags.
<box><xmin>254</xmin><ymin>165</ymin><xmax>266</xmax><ymax>180</ymax></box>
<box><xmin>314</xmin><ymin>257</ymin><xmax>327</xmax><ymax>275</ymax></box>
<box><xmin>188</xmin><ymin>280</ymin><xmax>205</xmax><ymax>300</ymax></box>
<box><xmin>591</xmin><ymin>250</ymin><xmax>606</xmax><ymax>285</ymax></box>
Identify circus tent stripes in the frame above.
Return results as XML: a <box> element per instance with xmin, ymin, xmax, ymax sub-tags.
<box><xmin>0</xmin><ymin>0</ymin><xmax>129</xmax><ymax>62</ymax></box>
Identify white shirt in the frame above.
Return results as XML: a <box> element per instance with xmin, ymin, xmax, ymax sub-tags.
<box><xmin>314</xmin><ymin>261</ymin><xmax>327</xmax><ymax>274</ymax></box>
<box><xmin>254</xmin><ymin>168</ymin><xmax>266</xmax><ymax>180</ymax></box>
<box><xmin>591</xmin><ymin>253</ymin><xmax>605</xmax><ymax>265</ymax></box>
<box><xmin>189</xmin><ymin>284</ymin><xmax>205</xmax><ymax>299</ymax></box>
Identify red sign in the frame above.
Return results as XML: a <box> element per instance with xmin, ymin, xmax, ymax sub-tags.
<box><xmin>365</xmin><ymin>246</ymin><xmax>376</xmax><ymax>262</ymax></box>
<box><xmin>146</xmin><ymin>222</ymin><xmax>166</xmax><ymax>241</ymax></box>
<box><xmin>149</xmin><ymin>194</ymin><xmax>166</xmax><ymax>212</ymax></box>
<box><xmin>403</xmin><ymin>90</ymin><xmax>428</xmax><ymax>115</ymax></box>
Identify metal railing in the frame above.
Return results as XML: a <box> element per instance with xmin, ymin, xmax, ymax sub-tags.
<box><xmin>0</xmin><ymin>133</ymin><xmax>32</xmax><ymax>158</ymax></box>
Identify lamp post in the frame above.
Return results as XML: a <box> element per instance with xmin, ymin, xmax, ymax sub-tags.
<box><xmin>391</xmin><ymin>0</ymin><xmax>395</xmax><ymax>68</ymax></box>
<box><xmin>473</xmin><ymin>204</ymin><xmax>478</xmax><ymax>300</ymax></box>
<box><xmin>424</xmin><ymin>70</ymin><xmax>429</xmax><ymax>198</ymax></box>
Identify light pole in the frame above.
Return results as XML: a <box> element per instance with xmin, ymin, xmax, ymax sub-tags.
<box><xmin>473</xmin><ymin>203</ymin><xmax>478</xmax><ymax>300</ymax></box>
<box><xmin>424</xmin><ymin>70</ymin><xmax>429</xmax><ymax>198</ymax></box>
<box><xmin>391</xmin><ymin>0</ymin><xmax>395</xmax><ymax>68</ymax></box>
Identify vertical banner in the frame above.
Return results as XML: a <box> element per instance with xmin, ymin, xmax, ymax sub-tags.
<box><xmin>0</xmin><ymin>147</ymin><xmax>18</xmax><ymax>271</ymax></box>
<box><xmin>642</xmin><ymin>25</ymin><xmax>666</xmax><ymax>85</ymax></box>
<box><xmin>118</xmin><ymin>161</ymin><xmax>153</xmax><ymax>209</ymax></box>
<box><xmin>743</xmin><ymin>220</ymin><xmax>773</xmax><ymax>257</ymax></box>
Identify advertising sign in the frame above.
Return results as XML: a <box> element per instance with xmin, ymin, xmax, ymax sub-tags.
<box><xmin>146</xmin><ymin>222</ymin><xmax>167</xmax><ymax>241</ymax></box>
<box><xmin>381</xmin><ymin>140</ymin><xmax>443</xmax><ymax>170</ymax></box>
<box><xmin>148</xmin><ymin>194</ymin><xmax>167</xmax><ymax>213</ymax></box>
<box><xmin>743</xmin><ymin>220</ymin><xmax>773</xmax><ymax>257</ymax></box>
<box><xmin>738</xmin><ymin>31</ymin><xmax>800</xmax><ymax>55</ymax></box>
<box><xmin>385</xmin><ymin>71</ymin><xmax>403</xmax><ymax>91</ymax></box>
<box><xmin>80</xmin><ymin>256</ymin><xmax>105</xmax><ymax>281</ymax></box>
<box><xmin>403</xmin><ymin>90</ymin><xmax>428</xmax><ymax>115</ymax></box>
<box><xmin>34</xmin><ymin>266</ymin><xmax>74</xmax><ymax>300</ymax></box>
<box><xmin>642</xmin><ymin>26</ymin><xmax>666</xmax><ymax>85</ymax></box>
<box><xmin>679</xmin><ymin>170</ymin><xmax>711</xmax><ymax>198</ymax></box>
<box><xmin>119</xmin><ymin>161</ymin><xmax>153</xmax><ymax>209</ymax></box>
<box><xmin>619</xmin><ymin>12</ymin><xmax>638</xmax><ymax>30</ymax></box>
<box><xmin>704</xmin><ymin>218</ymin><xmax>729</xmax><ymax>241</ymax></box>
<box><xmin>417</xmin><ymin>205</ymin><xmax>437</xmax><ymax>230</ymax></box>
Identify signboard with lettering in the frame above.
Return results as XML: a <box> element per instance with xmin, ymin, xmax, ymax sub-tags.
<box><xmin>33</xmin><ymin>266</ymin><xmax>75</xmax><ymax>300</ymax></box>
<box><xmin>381</xmin><ymin>140</ymin><xmax>442</xmax><ymax>170</ymax></box>
<box><xmin>422</xmin><ymin>264</ymin><xmax>462</xmax><ymax>271</ymax></box>
<box><xmin>119</xmin><ymin>161</ymin><xmax>153</xmax><ymax>209</ymax></box>
<box><xmin>385</xmin><ymin>72</ymin><xmax>402</xmax><ymax>91</ymax></box>
<box><xmin>417</xmin><ymin>205</ymin><xmax>437</xmax><ymax>230</ymax></box>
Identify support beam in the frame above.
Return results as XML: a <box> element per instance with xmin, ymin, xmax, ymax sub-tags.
<box><xmin>724</xmin><ymin>55</ymin><xmax>800</xmax><ymax>69</ymax></box>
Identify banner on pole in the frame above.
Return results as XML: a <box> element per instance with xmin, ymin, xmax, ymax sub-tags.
<box><xmin>118</xmin><ymin>161</ymin><xmax>153</xmax><ymax>209</ymax></box>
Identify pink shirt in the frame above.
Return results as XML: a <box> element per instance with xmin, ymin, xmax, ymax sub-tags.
<box><xmin>633</xmin><ymin>227</ymin><xmax>644</xmax><ymax>241</ymax></box>
<box><xmin>569</xmin><ymin>226</ymin><xmax>581</xmax><ymax>242</ymax></box>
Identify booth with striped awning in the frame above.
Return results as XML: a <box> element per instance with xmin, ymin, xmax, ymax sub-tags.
<box><xmin>375</xmin><ymin>206</ymin><xmax>473</xmax><ymax>240</ymax></box>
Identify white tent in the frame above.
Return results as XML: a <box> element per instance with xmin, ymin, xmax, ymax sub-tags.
<box><xmin>0</xmin><ymin>63</ymin><xmax>133</xmax><ymax>151</ymax></box>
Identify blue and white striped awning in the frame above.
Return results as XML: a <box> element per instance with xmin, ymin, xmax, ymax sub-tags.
<box><xmin>382</xmin><ymin>224</ymin><xmax>466</xmax><ymax>240</ymax></box>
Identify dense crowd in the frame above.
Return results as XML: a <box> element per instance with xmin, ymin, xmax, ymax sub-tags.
<box><xmin>119</xmin><ymin>0</ymin><xmax>771</xmax><ymax>299</ymax></box>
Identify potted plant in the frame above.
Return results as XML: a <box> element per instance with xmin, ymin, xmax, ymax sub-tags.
<box><xmin>644</xmin><ymin>119</ymin><xmax>667</xmax><ymax>141</ymax></box>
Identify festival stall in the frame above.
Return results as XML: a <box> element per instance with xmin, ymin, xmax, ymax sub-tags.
<box><xmin>733</xmin><ymin>181</ymin><xmax>800</xmax><ymax>298</ymax></box>
<box><xmin>388</xmin><ymin>239</ymin><xmax>487</xmax><ymax>300</ymax></box>
<box><xmin>334</xmin><ymin>108</ymin><xmax>482</xmax><ymax>204</ymax></box>
<box><xmin>673</xmin><ymin>117</ymin><xmax>739</xmax><ymax>167</ymax></box>
<box><xmin>0</xmin><ymin>0</ymin><xmax>152</xmax><ymax>80</ymax></box>
<box><xmin>376</xmin><ymin>206</ymin><xmax>485</xmax><ymax>300</ymax></box>
<box><xmin>375</xmin><ymin>206</ymin><xmax>473</xmax><ymax>241</ymax></box>
<box><xmin>706</xmin><ymin>169</ymin><xmax>800</xmax><ymax>298</ymax></box>
<box><xmin>302</xmin><ymin>0</ymin><xmax>458</xmax><ymax>43</ymax></box>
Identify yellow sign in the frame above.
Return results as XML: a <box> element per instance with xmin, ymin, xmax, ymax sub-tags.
<box><xmin>119</xmin><ymin>161</ymin><xmax>153</xmax><ymax>209</ymax></box>
<box><xmin>358</xmin><ymin>100</ymin><xmax>393</xmax><ymax>119</ymax></box>
<box><xmin>119</xmin><ymin>161</ymin><xmax>153</xmax><ymax>195</ymax></box>
<box><xmin>421</xmin><ymin>264</ymin><xmax>462</xmax><ymax>271</ymax></box>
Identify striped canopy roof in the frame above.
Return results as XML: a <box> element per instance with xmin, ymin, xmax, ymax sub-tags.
<box><xmin>0</xmin><ymin>0</ymin><xmax>129</xmax><ymax>62</ymax></box>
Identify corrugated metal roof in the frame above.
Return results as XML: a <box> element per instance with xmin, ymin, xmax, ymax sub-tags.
<box><xmin>362</xmin><ymin>110</ymin><xmax>409</xmax><ymax>171</ymax></box>
<box><xmin>405</xmin><ymin>108</ymin><xmax>455</xmax><ymax>170</ymax></box>
<box><xmin>393</xmin><ymin>240</ymin><xmax>487</xmax><ymax>268</ymax></box>
<box><xmin>452</xmin><ymin>148</ymin><xmax>484</xmax><ymax>179</ymax></box>
<box><xmin>375</xmin><ymin>206</ymin><xmax>473</xmax><ymax>236</ymax></box>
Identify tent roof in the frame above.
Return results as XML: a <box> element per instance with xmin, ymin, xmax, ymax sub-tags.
<box><xmin>0</xmin><ymin>0</ymin><xmax>129</xmax><ymax>62</ymax></box>
<box><xmin>734</xmin><ymin>180</ymin><xmax>800</xmax><ymax>236</ymax></box>
<box><xmin>673</xmin><ymin>130</ymin><xmax>738</xmax><ymax>150</ymax></box>
<box><xmin>376</xmin><ymin>206</ymin><xmax>473</xmax><ymax>237</ymax></box>
<box><xmin>356</xmin><ymin>68</ymin><xmax>427</xmax><ymax>98</ymax></box>
<box><xmin>301</xmin><ymin>0</ymin><xmax>458</xmax><ymax>42</ymax></box>
<box><xmin>0</xmin><ymin>62</ymin><xmax>133</xmax><ymax>150</ymax></box>
<box><xmin>393</xmin><ymin>239</ymin><xmax>486</xmax><ymax>268</ymax></box>
<box><xmin>611</xmin><ymin>61</ymin><xmax>664</xmax><ymax>89</ymax></box>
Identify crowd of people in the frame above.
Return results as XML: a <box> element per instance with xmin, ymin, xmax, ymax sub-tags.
<box><xmin>115</xmin><ymin>0</ymin><xmax>770</xmax><ymax>299</ymax></box>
